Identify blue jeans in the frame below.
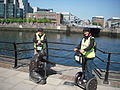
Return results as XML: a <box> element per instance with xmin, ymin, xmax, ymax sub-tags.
<box><xmin>83</xmin><ymin>58</ymin><xmax>94</xmax><ymax>81</ymax></box>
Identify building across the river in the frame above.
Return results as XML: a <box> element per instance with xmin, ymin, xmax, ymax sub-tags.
<box><xmin>0</xmin><ymin>0</ymin><xmax>33</xmax><ymax>19</ymax></box>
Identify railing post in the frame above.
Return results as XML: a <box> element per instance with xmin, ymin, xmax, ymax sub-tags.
<box><xmin>13</xmin><ymin>42</ymin><xmax>18</xmax><ymax>68</ymax></box>
<box><xmin>103</xmin><ymin>53</ymin><xmax>111</xmax><ymax>84</ymax></box>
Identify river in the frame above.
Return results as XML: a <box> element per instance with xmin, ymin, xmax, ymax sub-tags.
<box><xmin>0</xmin><ymin>30</ymin><xmax>120</xmax><ymax>71</ymax></box>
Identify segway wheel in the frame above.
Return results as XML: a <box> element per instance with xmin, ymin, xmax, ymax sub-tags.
<box><xmin>74</xmin><ymin>72</ymin><xmax>82</xmax><ymax>85</ymax></box>
<box><xmin>85</xmin><ymin>77</ymin><xmax>97</xmax><ymax>90</ymax></box>
<box><xmin>74</xmin><ymin>72</ymin><xmax>86</xmax><ymax>89</ymax></box>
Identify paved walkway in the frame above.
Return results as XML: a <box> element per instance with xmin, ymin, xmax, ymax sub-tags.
<box><xmin>0</xmin><ymin>67</ymin><xmax>120</xmax><ymax>90</ymax></box>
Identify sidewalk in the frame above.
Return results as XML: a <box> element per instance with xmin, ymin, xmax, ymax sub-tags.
<box><xmin>0</xmin><ymin>67</ymin><xmax>120</xmax><ymax>90</ymax></box>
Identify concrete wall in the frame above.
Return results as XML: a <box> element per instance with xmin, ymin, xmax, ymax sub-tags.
<box><xmin>0</xmin><ymin>23</ymin><xmax>120</xmax><ymax>34</ymax></box>
<box><xmin>101</xmin><ymin>28</ymin><xmax>120</xmax><ymax>34</ymax></box>
<box><xmin>0</xmin><ymin>23</ymin><xmax>67</xmax><ymax>30</ymax></box>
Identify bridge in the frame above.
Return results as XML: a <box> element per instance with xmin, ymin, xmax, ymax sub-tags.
<box><xmin>69</xmin><ymin>24</ymin><xmax>102</xmax><ymax>36</ymax></box>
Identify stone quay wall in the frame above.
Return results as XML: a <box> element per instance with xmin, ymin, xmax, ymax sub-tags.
<box><xmin>101</xmin><ymin>28</ymin><xmax>120</xmax><ymax>34</ymax></box>
<box><xmin>0</xmin><ymin>23</ymin><xmax>120</xmax><ymax>34</ymax></box>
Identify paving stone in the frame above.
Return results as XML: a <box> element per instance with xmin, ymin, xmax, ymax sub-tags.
<box><xmin>0</xmin><ymin>66</ymin><xmax>119</xmax><ymax>90</ymax></box>
<box><xmin>14</xmin><ymin>71</ymin><xmax>29</xmax><ymax>80</ymax></box>
<box><xmin>97</xmin><ymin>85</ymin><xmax>116</xmax><ymax>90</ymax></box>
<box><xmin>0</xmin><ymin>82</ymin><xmax>14</xmax><ymax>90</ymax></box>
<box><xmin>55</xmin><ymin>85</ymin><xmax>78</xmax><ymax>90</ymax></box>
<box><xmin>47</xmin><ymin>77</ymin><xmax>63</xmax><ymax>85</ymax></box>
<box><xmin>33</xmin><ymin>84</ymin><xmax>55</xmax><ymax>90</ymax></box>
<box><xmin>3</xmin><ymin>75</ymin><xmax>24</xmax><ymax>85</ymax></box>
<box><xmin>0</xmin><ymin>68</ymin><xmax>19</xmax><ymax>78</ymax></box>
<box><xmin>11</xmin><ymin>82</ymin><xmax>36</xmax><ymax>90</ymax></box>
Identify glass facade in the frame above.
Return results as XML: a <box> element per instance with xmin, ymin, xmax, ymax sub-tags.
<box><xmin>0</xmin><ymin>0</ymin><xmax>4</xmax><ymax>3</ymax></box>
<box><xmin>7</xmin><ymin>0</ymin><xmax>14</xmax><ymax>3</ymax></box>
<box><xmin>0</xmin><ymin>0</ymin><xmax>25</xmax><ymax>19</ymax></box>
<box><xmin>28</xmin><ymin>3</ymin><xmax>33</xmax><ymax>13</ymax></box>
<box><xmin>0</xmin><ymin>3</ymin><xmax>5</xmax><ymax>18</ymax></box>
<box><xmin>22</xmin><ymin>0</ymin><xmax>28</xmax><ymax>17</ymax></box>
<box><xmin>16</xmin><ymin>8</ymin><xmax>23</xmax><ymax>18</ymax></box>
<box><xmin>6</xmin><ymin>3</ymin><xmax>14</xmax><ymax>18</ymax></box>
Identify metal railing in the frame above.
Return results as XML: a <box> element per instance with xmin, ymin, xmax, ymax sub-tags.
<box><xmin>0</xmin><ymin>41</ymin><xmax>120</xmax><ymax>84</ymax></box>
<box><xmin>95</xmin><ymin>48</ymin><xmax>120</xmax><ymax>84</ymax></box>
<box><xmin>0</xmin><ymin>41</ymin><xmax>34</xmax><ymax>68</ymax></box>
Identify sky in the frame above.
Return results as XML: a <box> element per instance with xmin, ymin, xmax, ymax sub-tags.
<box><xmin>28</xmin><ymin>0</ymin><xmax>120</xmax><ymax>20</ymax></box>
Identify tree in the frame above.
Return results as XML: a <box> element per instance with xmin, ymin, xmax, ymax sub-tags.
<box><xmin>28</xmin><ymin>18</ymin><xmax>32</xmax><ymax>23</ymax></box>
<box><xmin>23</xmin><ymin>18</ymin><xmax>27</xmax><ymax>23</ymax></box>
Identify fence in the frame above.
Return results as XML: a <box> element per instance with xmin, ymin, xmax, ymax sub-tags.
<box><xmin>0</xmin><ymin>41</ymin><xmax>120</xmax><ymax>84</ymax></box>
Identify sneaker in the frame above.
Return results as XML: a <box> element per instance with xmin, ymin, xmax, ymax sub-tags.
<box><xmin>79</xmin><ymin>80</ymin><xmax>87</xmax><ymax>85</ymax></box>
<box><xmin>79</xmin><ymin>80</ymin><xmax>82</xmax><ymax>84</ymax></box>
<box><xmin>83</xmin><ymin>79</ymin><xmax>87</xmax><ymax>83</ymax></box>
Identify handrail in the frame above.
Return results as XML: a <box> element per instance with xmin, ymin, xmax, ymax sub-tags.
<box><xmin>97</xmin><ymin>48</ymin><xmax>120</xmax><ymax>55</ymax></box>
<box><xmin>0</xmin><ymin>41</ymin><xmax>120</xmax><ymax>84</ymax></box>
<box><xmin>0</xmin><ymin>41</ymin><xmax>120</xmax><ymax>64</ymax></box>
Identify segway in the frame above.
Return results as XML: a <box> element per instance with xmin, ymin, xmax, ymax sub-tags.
<box><xmin>74</xmin><ymin>51</ymin><xmax>97</xmax><ymax>90</ymax></box>
<box><xmin>29</xmin><ymin>44</ymin><xmax>47</xmax><ymax>84</ymax></box>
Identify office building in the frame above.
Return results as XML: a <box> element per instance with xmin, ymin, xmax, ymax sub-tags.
<box><xmin>107</xmin><ymin>17</ymin><xmax>120</xmax><ymax>28</ymax></box>
<box><xmin>0</xmin><ymin>0</ymin><xmax>5</xmax><ymax>18</ymax></box>
<box><xmin>61</xmin><ymin>12</ymin><xmax>78</xmax><ymax>24</ymax></box>
<box><xmin>19</xmin><ymin>0</ymin><xmax>33</xmax><ymax>17</ymax></box>
<box><xmin>92</xmin><ymin>16</ymin><xmax>104</xmax><ymax>26</ymax></box>
<box><xmin>0</xmin><ymin>0</ymin><xmax>32</xmax><ymax>19</ymax></box>
<box><xmin>26</xmin><ymin>12</ymin><xmax>63</xmax><ymax>25</ymax></box>
<box><xmin>61</xmin><ymin>12</ymin><xmax>71</xmax><ymax>22</ymax></box>
<box><xmin>32</xmin><ymin>7</ymin><xmax>40</xmax><ymax>13</ymax></box>
<box><xmin>27</xmin><ymin>3</ymin><xmax>33</xmax><ymax>13</ymax></box>
<box><xmin>107</xmin><ymin>17</ymin><xmax>120</xmax><ymax>23</ymax></box>
<box><xmin>32</xmin><ymin>7</ymin><xmax>53</xmax><ymax>13</ymax></box>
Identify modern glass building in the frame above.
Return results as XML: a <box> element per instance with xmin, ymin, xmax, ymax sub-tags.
<box><xmin>16</xmin><ymin>8</ymin><xmax>23</xmax><ymax>18</ymax></box>
<box><xmin>18</xmin><ymin>0</ymin><xmax>28</xmax><ymax>18</ymax></box>
<box><xmin>27</xmin><ymin>2</ymin><xmax>33</xmax><ymax>13</ymax></box>
<box><xmin>6</xmin><ymin>3</ymin><xmax>14</xmax><ymax>18</ymax></box>
<box><xmin>0</xmin><ymin>3</ymin><xmax>5</xmax><ymax>18</ymax></box>
<box><xmin>0</xmin><ymin>0</ymin><xmax>32</xmax><ymax>19</ymax></box>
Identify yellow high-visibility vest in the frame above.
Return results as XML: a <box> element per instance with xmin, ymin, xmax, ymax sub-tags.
<box><xmin>34</xmin><ymin>33</ymin><xmax>46</xmax><ymax>49</ymax></box>
<box><xmin>81</xmin><ymin>36</ymin><xmax>96</xmax><ymax>58</ymax></box>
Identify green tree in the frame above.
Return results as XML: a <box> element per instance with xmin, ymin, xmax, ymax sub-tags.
<box><xmin>28</xmin><ymin>18</ymin><xmax>32</xmax><ymax>23</ymax></box>
<box><xmin>32</xmin><ymin>19</ymin><xmax>37</xmax><ymax>23</ymax></box>
<box><xmin>92</xmin><ymin>22</ymin><xmax>97</xmax><ymax>25</ymax></box>
<box><xmin>23</xmin><ymin>18</ymin><xmax>27</xmax><ymax>23</ymax></box>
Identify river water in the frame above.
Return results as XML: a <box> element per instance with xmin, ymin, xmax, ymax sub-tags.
<box><xmin>0</xmin><ymin>30</ymin><xmax>120</xmax><ymax>71</ymax></box>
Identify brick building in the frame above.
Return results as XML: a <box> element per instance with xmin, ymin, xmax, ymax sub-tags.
<box><xmin>26</xmin><ymin>12</ymin><xmax>63</xmax><ymax>25</ymax></box>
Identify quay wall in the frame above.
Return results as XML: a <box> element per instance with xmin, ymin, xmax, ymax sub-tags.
<box><xmin>101</xmin><ymin>28</ymin><xmax>120</xmax><ymax>34</ymax></box>
<box><xmin>0</xmin><ymin>24</ymin><xmax>120</xmax><ymax>34</ymax></box>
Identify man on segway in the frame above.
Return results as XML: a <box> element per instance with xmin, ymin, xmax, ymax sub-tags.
<box><xmin>74</xmin><ymin>28</ymin><xmax>97</xmax><ymax>90</ymax></box>
<box><xmin>33</xmin><ymin>28</ymin><xmax>47</xmax><ymax>55</ymax></box>
<box><xmin>29</xmin><ymin>28</ymin><xmax>48</xmax><ymax>84</ymax></box>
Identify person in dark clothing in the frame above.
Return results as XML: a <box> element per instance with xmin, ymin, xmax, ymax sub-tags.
<box><xmin>74</xmin><ymin>28</ymin><xmax>96</xmax><ymax>83</ymax></box>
